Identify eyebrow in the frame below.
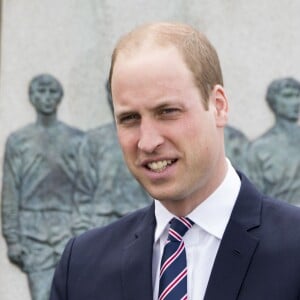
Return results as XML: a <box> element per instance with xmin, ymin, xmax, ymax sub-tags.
<box><xmin>115</xmin><ymin>98</ymin><xmax>184</xmax><ymax>118</ymax></box>
<box><xmin>115</xmin><ymin>110</ymin><xmax>138</xmax><ymax>121</ymax></box>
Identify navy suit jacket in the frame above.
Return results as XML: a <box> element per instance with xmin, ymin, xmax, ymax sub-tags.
<box><xmin>50</xmin><ymin>173</ymin><xmax>300</xmax><ymax>299</ymax></box>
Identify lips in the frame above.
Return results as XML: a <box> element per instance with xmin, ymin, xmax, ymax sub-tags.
<box><xmin>146</xmin><ymin>159</ymin><xmax>176</xmax><ymax>172</ymax></box>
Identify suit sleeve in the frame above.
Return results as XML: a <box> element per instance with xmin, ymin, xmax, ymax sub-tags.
<box><xmin>50</xmin><ymin>238</ymin><xmax>75</xmax><ymax>300</ymax></box>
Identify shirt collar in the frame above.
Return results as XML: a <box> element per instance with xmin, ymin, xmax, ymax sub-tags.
<box><xmin>154</xmin><ymin>159</ymin><xmax>241</xmax><ymax>242</ymax></box>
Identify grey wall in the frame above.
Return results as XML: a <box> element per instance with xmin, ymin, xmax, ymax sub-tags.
<box><xmin>1</xmin><ymin>1</ymin><xmax>300</xmax><ymax>299</ymax></box>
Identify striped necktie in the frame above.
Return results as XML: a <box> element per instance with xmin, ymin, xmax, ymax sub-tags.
<box><xmin>158</xmin><ymin>217</ymin><xmax>194</xmax><ymax>300</ymax></box>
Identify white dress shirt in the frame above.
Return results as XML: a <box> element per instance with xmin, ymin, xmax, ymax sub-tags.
<box><xmin>152</xmin><ymin>160</ymin><xmax>241</xmax><ymax>300</ymax></box>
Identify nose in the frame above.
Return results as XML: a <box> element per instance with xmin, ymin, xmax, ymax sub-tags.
<box><xmin>41</xmin><ymin>91</ymin><xmax>52</xmax><ymax>103</ymax></box>
<box><xmin>137</xmin><ymin>119</ymin><xmax>164</xmax><ymax>153</ymax></box>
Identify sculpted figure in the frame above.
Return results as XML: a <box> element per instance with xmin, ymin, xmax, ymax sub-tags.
<box><xmin>73</xmin><ymin>81</ymin><xmax>151</xmax><ymax>234</ymax></box>
<box><xmin>1</xmin><ymin>74</ymin><xmax>84</xmax><ymax>300</ymax></box>
<box><xmin>246</xmin><ymin>77</ymin><xmax>300</xmax><ymax>205</ymax></box>
<box><xmin>224</xmin><ymin>125</ymin><xmax>249</xmax><ymax>171</ymax></box>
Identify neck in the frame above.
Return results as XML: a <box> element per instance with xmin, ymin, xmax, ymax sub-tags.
<box><xmin>36</xmin><ymin>113</ymin><xmax>58</xmax><ymax>127</ymax></box>
<box><xmin>162</xmin><ymin>156</ymin><xmax>228</xmax><ymax>217</ymax></box>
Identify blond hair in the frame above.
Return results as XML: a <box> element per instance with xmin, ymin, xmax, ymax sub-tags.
<box><xmin>109</xmin><ymin>22</ymin><xmax>223</xmax><ymax>109</ymax></box>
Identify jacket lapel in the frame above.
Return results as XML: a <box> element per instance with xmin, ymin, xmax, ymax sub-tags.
<box><xmin>204</xmin><ymin>173</ymin><xmax>262</xmax><ymax>300</ymax></box>
<box><xmin>121</xmin><ymin>204</ymin><xmax>156</xmax><ymax>300</ymax></box>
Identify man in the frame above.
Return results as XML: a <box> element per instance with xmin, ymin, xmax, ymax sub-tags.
<box><xmin>2</xmin><ymin>74</ymin><xmax>84</xmax><ymax>300</ymax></box>
<box><xmin>246</xmin><ymin>77</ymin><xmax>300</xmax><ymax>206</ymax></box>
<box><xmin>50</xmin><ymin>23</ymin><xmax>300</xmax><ymax>300</ymax></box>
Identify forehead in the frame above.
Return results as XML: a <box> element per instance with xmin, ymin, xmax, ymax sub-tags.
<box><xmin>112</xmin><ymin>45</ymin><xmax>192</xmax><ymax>90</ymax></box>
<box><xmin>31</xmin><ymin>78</ymin><xmax>59</xmax><ymax>89</ymax></box>
<box><xmin>111</xmin><ymin>45</ymin><xmax>202</xmax><ymax>116</ymax></box>
<box><xmin>278</xmin><ymin>86</ymin><xmax>300</xmax><ymax>97</ymax></box>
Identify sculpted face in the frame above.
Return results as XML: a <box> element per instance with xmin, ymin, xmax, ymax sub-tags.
<box><xmin>30</xmin><ymin>76</ymin><xmax>62</xmax><ymax>115</ymax></box>
<box><xmin>111</xmin><ymin>45</ymin><xmax>228</xmax><ymax>214</ymax></box>
<box><xmin>274</xmin><ymin>86</ymin><xmax>300</xmax><ymax>122</ymax></box>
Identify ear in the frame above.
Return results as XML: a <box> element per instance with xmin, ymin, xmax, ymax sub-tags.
<box><xmin>210</xmin><ymin>84</ymin><xmax>228</xmax><ymax>127</ymax></box>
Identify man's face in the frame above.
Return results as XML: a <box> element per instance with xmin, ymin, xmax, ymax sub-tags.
<box><xmin>30</xmin><ymin>80</ymin><xmax>62</xmax><ymax>115</ymax></box>
<box><xmin>274</xmin><ymin>86</ymin><xmax>300</xmax><ymax>122</ymax></box>
<box><xmin>111</xmin><ymin>45</ymin><xmax>228</xmax><ymax>213</ymax></box>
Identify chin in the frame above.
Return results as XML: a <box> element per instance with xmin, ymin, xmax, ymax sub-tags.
<box><xmin>41</xmin><ymin>111</ymin><xmax>55</xmax><ymax>115</ymax></box>
<box><xmin>146</xmin><ymin>189</ymin><xmax>181</xmax><ymax>202</ymax></box>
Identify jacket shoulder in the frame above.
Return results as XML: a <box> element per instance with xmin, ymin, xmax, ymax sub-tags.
<box><xmin>74</xmin><ymin>204</ymin><xmax>154</xmax><ymax>248</ymax></box>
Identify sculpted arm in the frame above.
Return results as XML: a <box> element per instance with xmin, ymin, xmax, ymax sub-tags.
<box><xmin>1</xmin><ymin>137</ymin><xmax>25</xmax><ymax>267</ymax></box>
<box><xmin>245</xmin><ymin>143</ymin><xmax>267</xmax><ymax>193</ymax></box>
<box><xmin>72</xmin><ymin>135</ymin><xmax>97</xmax><ymax>234</ymax></box>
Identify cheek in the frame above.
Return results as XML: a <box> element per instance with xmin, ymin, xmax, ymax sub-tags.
<box><xmin>117</xmin><ymin>130</ymin><xmax>138</xmax><ymax>154</ymax></box>
<box><xmin>179</xmin><ymin>118</ymin><xmax>205</xmax><ymax>141</ymax></box>
<box><xmin>53</xmin><ymin>97</ymin><xmax>61</xmax><ymax>104</ymax></box>
<box><xmin>185</xmin><ymin>121</ymin><xmax>216</xmax><ymax>155</ymax></box>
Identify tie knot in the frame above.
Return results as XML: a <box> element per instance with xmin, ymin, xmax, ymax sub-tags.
<box><xmin>168</xmin><ymin>217</ymin><xmax>194</xmax><ymax>242</ymax></box>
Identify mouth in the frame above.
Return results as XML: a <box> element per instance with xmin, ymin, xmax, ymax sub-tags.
<box><xmin>146</xmin><ymin>159</ymin><xmax>177</xmax><ymax>173</ymax></box>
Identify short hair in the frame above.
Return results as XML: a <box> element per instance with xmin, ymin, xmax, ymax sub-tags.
<box><xmin>105</xmin><ymin>78</ymin><xmax>114</xmax><ymax>115</ymax></box>
<box><xmin>29</xmin><ymin>74</ymin><xmax>64</xmax><ymax>99</ymax></box>
<box><xmin>266</xmin><ymin>77</ymin><xmax>300</xmax><ymax>111</ymax></box>
<box><xmin>109</xmin><ymin>22</ymin><xmax>223</xmax><ymax>109</ymax></box>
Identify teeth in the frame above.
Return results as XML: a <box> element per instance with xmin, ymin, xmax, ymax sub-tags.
<box><xmin>147</xmin><ymin>160</ymin><xmax>173</xmax><ymax>172</ymax></box>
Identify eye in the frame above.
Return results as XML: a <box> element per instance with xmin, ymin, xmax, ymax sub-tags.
<box><xmin>118</xmin><ymin>113</ymin><xmax>140</xmax><ymax>125</ymax></box>
<box><xmin>161</xmin><ymin>108</ymin><xmax>177</xmax><ymax>114</ymax></box>
<box><xmin>158</xmin><ymin>107</ymin><xmax>181</xmax><ymax>118</ymax></box>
